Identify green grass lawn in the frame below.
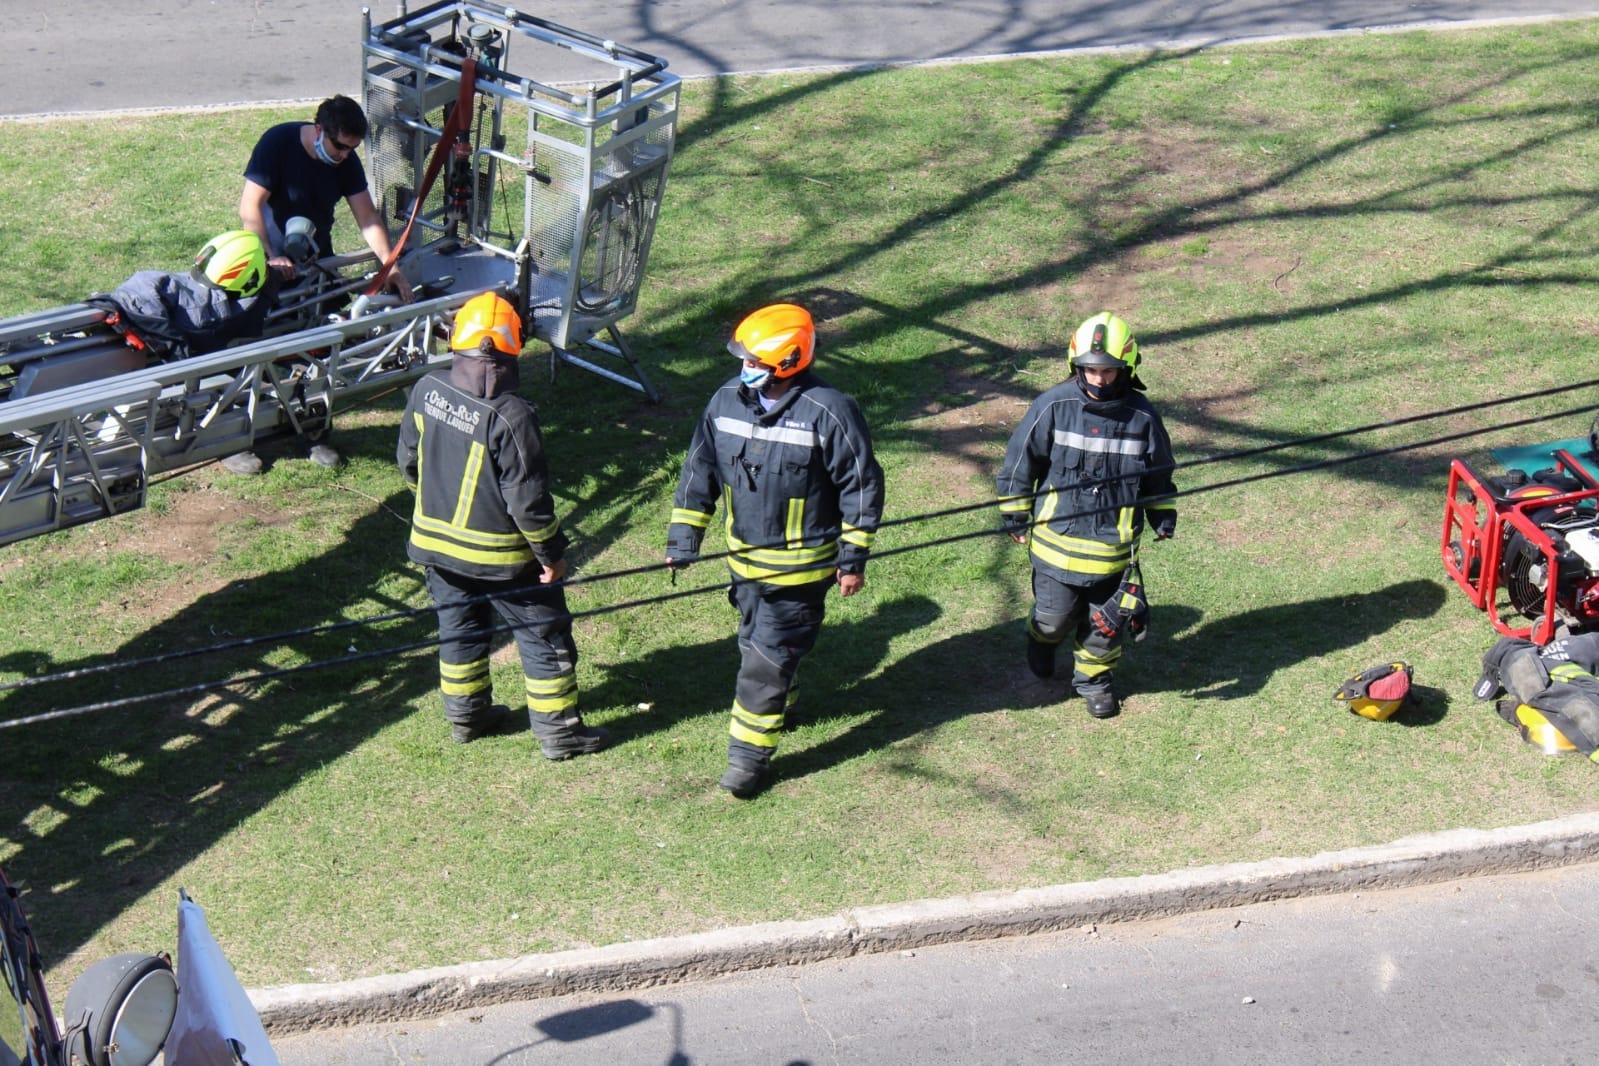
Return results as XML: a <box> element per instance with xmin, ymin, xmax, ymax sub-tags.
<box><xmin>4</xmin><ymin>20</ymin><xmax>1599</xmax><ymax>989</ymax></box>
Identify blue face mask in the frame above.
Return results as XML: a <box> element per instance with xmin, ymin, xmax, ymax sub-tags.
<box><xmin>313</xmin><ymin>134</ymin><xmax>339</xmax><ymax>167</ymax></box>
<box><xmin>740</xmin><ymin>365</ymin><xmax>772</xmax><ymax>390</ymax></box>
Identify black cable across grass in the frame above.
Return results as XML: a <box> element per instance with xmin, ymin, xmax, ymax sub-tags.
<box><xmin>3</xmin><ymin>381</ymin><xmax>1596</xmax><ymax>727</ymax></box>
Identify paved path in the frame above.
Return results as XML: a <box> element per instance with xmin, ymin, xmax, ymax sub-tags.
<box><xmin>268</xmin><ymin>846</ymin><xmax>1599</xmax><ymax>1063</ymax></box>
<box><xmin>5</xmin><ymin>2</ymin><xmax>1599</xmax><ymax>117</ymax></box>
<box><xmin>251</xmin><ymin>813</ymin><xmax>1599</xmax><ymax>1035</ymax></box>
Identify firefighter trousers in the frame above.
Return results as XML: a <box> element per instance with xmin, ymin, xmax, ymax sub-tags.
<box><xmin>1030</xmin><ymin>569</ymin><xmax>1124</xmax><ymax>696</ymax></box>
<box><xmin>424</xmin><ymin>566</ymin><xmax>579</xmax><ymax>726</ymax></box>
<box><xmin>725</xmin><ymin>577</ymin><xmax>828</xmax><ymax>766</ymax></box>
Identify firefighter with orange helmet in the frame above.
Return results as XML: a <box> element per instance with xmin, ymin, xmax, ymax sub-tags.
<box><xmin>398</xmin><ymin>291</ymin><xmax>609</xmax><ymax>758</ymax></box>
<box><xmin>666</xmin><ymin>303</ymin><xmax>886</xmax><ymax>797</ymax></box>
<box><xmin>996</xmin><ymin>312</ymin><xmax>1177</xmax><ymax>719</ymax></box>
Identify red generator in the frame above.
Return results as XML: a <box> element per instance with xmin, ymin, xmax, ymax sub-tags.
<box><xmin>1442</xmin><ymin>448</ymin><xmax>1599</xmax><ymax>643</ymax></box>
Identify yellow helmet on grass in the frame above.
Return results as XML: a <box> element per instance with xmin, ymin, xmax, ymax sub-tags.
<box><xmin>1334</xmin><ymin>661</ymin><xmax>1413</xmax><ymax>721</ymax></box>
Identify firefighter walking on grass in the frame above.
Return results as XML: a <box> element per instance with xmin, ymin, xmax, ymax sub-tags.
<box><xmin>996</xmin><ymin>312</ymin><xmax>1177</xmax><ymax>718</ymax></box>
<box><xmin>666</xmin><ymin>303</ymin><xmax>885</xmax><ymax>798</ymax></box>
<box><xmin>398</xmin><ymin>292</ymin><xmax>610</xmax><ymax>759</ymax></box>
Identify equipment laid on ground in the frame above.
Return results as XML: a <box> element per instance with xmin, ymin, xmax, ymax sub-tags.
<box><xmin>1334</xmin><ymin>660</ymin><xmax>1413</xmax><ymax>721</ymax></box>
<box><xmin>1441</xmin><ymin>443</ymin><xmax>1599</xmax><ymax>644</ymax></box>
<box><xmin>1473</xmin><ymin>633</ymin><xmax>1599</xmax><ymax>761</ymax></box>
<box><xmin>0</xmin><ymin>1</ymin><xmax>680</xmax><ymax>549</ymax></box>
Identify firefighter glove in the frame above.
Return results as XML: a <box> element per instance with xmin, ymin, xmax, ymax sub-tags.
<box><xmin>1088</xmin><ymin>571</ymin><xmax>1151</xmax><ymax>643</ymax></box>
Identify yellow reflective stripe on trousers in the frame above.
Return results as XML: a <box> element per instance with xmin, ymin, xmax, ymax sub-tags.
<box><xmin>1073</xmin><ymin>641</ymin><xmax>1121</xmax><ymax>679</ymax></box>
<box><xmin>730</xmin><ymin>700</ymin><xmax>783</xmax><ymax>748</ymax></box>
<box><xmin>440</xmin><ymin>658</ymin><xmax>491</xmax><ymax>696</ymax></box>
<box><xmin>526</xmin><ymin>670</ymin><xmax>578</xmax><ymax>714</ymax></box>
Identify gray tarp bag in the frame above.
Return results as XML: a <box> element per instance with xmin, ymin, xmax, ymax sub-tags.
<box><xmin>89</xmin><ymin>270</ymin><xmax>275</xmax><ymax>360</ymax></box>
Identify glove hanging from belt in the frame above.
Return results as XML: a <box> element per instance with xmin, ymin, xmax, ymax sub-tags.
<box><xmin>1089</xmin><ymin>561</ymin><xmax>1150</xmax><ymax>643</ymax></box>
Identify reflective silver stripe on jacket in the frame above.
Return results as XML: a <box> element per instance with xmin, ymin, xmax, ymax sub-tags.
<box><xmin>713</xmin><ymin>416</ymin><xmax>820</xmax><ymax>448</ymax></box>
<box><xmin>1052</xmin><ymin>429</ymin><xmax>1144</xmax><ymax>455</ymax></box>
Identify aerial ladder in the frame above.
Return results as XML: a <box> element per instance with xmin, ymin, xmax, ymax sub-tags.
<box><xmin>0</xmin><ymin>0</ymin><xmax>680</xmax><ymax>548</ymax></box>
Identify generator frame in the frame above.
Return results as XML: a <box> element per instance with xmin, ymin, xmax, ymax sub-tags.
<box><xmin>1442</xmin><ymin>449</ymin><xmax>1599</xmax><ymax>644</ymax></box>
<box><xmin>361</xmin><ymin>0</ymin><xmax>681</xmax><ymax>401</ymax></box>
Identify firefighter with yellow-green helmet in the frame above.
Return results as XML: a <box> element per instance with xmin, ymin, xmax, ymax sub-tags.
<box><xmin>997</xmin><ymin>312</ymin><xmax>1177</xmax><ymax>718</ymax></box>
<box><xmin>398</xmin><ymin>291</ymin><xmax>609</xmax><ymax>758</ymax></box>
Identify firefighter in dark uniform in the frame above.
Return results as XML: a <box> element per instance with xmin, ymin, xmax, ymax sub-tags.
<box><xmin>397</xmin><ymin>292</ymin><xmax>609</xmax><ymax>758</ymax></box>
<box><xmin>996</xmin><ymin>312</ymin><xmax>1177</xmax><ymax>719</ymax></box>
<box><xmin>666</xmin><ymin>303</ymin><xmax>886</xmax><ymax>797</ymax></box>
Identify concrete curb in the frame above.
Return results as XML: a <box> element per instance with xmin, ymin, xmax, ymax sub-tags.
<box><xmin>251</xmin><ymin>810</ymin><xmax>1599</xmax><ymax>1031</ymax></box>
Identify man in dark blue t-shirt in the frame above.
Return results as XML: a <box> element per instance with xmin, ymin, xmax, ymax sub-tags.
<box><xmin>238</xmin><ymin>94</ymin><xmax>412</xmax><ymax>301</ymax></box>
<box><xmin>228</xmin><ymin>94</ymin><xmax>413</xmax><ymax>474</ymax></box>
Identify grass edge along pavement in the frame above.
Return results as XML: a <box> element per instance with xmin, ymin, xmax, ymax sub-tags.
<box><xmin>7</xmin><ymin>20</ymin><xmax>1599</xmax><ymax>991</ymax></box>
<box><xmin>250</xmin><ymin>812</ymin><xmax>1599</xmax><ymax>1030</ymax></box>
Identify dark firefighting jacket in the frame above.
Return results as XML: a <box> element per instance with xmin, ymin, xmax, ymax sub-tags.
<box><xmin>397</xmin><ymin>355</ymin><xmax>568</xmax><ymax>579</ymax></box>
<box><xmin>996</xmin><ymin>377</ymin><xmax>1176</xmax><ymax>585</ymax></box>
<box><xmin>667</xmin><ymin>373</ymin><xmax>885</xmax><ymax>586</ymax></box>
<box><xmin>1478</xmin><ymin>632</ymin><xmax>1599</xmax><ymax>758</ymax></box>
<box><xmin>90</xmin><ymin>269</ymin><xmax>279</xmax><ymax>360</ymax></box>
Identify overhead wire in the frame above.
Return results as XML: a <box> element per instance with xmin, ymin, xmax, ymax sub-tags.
<box><xmin>3</xmin><ymin>378</ymin><xmax>1597</xmax><ymax>729</ymax></box>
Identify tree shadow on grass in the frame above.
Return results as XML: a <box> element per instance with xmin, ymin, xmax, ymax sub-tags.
<box><xmin>587</xmin><ymin>578</ymin><xmax>1453</xmax><ymax>786</ymax></box>
<box><xmin>780</xmin><ymin>601</ymin><xmax>1062</xmax><ymax>785</ymax></box>
<box><xmin>1128</xmin><ymin>578</ymin><xmax>1450</xmax><ymax>702</ymax></box>
<box><xmin>583</xmin><ymin>590</ymin><xmax>947</xmax><ymax>744</ymax></box>
<box><xmin>0</xmin><ymin>490</ymin><xmax>437</xmax><ymax>971</ymax></box>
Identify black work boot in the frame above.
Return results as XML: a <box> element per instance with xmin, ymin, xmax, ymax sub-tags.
<box><xmin>1026</xmin><ymin>636</ymin><xmax>1058</xmax><ymax>679</ymax></box>
<box><xmin>719</xmin><ymin>740</ymin><xmax>772</xmax><ymax>798</ymax></box>
<box><xmin>719</xmin><ymin>761</ymin><xmax>771</xmax><ymax>799</ymax></box>
<box><xmin>531</xmin><ymin>712</ymin><xmax>611</xmax><ymax>761</ymax></box>
<box><xmin>1083</xmin><ymin>690</ymin><xmax>1120</xmax><ymax>719</ymax></box>
<box><xmin>450</xmin><ymin>703</ymin><xmax>512</xmax><ymax>744</ymax></box>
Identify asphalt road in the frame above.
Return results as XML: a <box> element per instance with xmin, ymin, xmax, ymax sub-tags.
<box><xmin>5</xmin><ymin>1</ymin><xmax>1599</xmax><ymax>117</ymax></box>
<box><xmin>269</xmin><ymin>860</ymin><xmax>1599</xmax><ymax>1065</ymax></box>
